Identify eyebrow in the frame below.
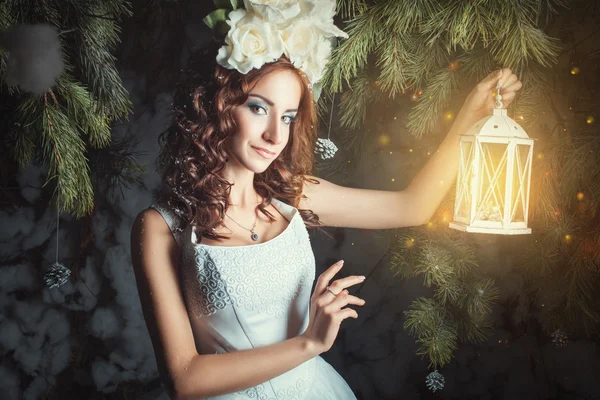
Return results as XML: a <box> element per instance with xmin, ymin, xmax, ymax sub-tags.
<box><xmin>248</xmin><ymin>94</ymin><xmax>298</xmax><ymax>113</ymax></box>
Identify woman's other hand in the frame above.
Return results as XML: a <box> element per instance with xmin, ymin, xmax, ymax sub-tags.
<box><xmin>301</xmin><ymin>260</ymin><xmax>366</xmax><ymax>356</ymax></box>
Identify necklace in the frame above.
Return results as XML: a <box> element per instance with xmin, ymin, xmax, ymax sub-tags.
<box><xmin>224</xmin><ymin>193</ymin><xmax>260</xmax><ymax>241</ymax></box>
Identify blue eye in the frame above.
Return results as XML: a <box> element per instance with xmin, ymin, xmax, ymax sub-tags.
<box><xmin>248</xmin><ymin>103</ymin><xmax>296</xmax><ymax>125</ymax></box>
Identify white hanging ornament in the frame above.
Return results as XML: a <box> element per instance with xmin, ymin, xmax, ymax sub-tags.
<box><xmin>43</xmin><ymin>198</ymin><xmax>71</xmax><ymax>289</ymax></box>
<box><xmin>315</xmin><ymin>93</ymin><xmax>338</xmax><ymax>160</ymax></box>
<box><xmin>425</xmin><ymin>369</ymin><xmax>445</xmax><ymax>392</ymax></box>
<box><xmin>449</xmin><ymin>72</ymin><xmax>535</xmax><ymax>235</ymax></box>
<box><xmin>315</xmin><ymin>138</ymin><xmax>338</xmax><ymax>160</ymax></box>
<box><xmin>0</xmin><ymin>23</ymin><xmax>65</xmax><ymax>94</ymax></box>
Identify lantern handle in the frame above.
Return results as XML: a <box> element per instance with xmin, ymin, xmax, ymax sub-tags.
<box><xmin>494</xmin><ymin>70</ymin><xmax>503</xmax><ymax>109</ymax></box>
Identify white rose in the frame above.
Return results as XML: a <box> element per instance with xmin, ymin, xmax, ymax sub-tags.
<box><xmin>300</xmin><ymin>38</ymin><xmax>332</xmax><ymax>84</ymax></box>
<box><xmin>296</xmin><ymin>0</ymin><xmax>348</xmax><ymax>39</ymax></box>
<box><xmin>243</xmin><ymin>0</ymin><xmax>300</xmax><ymax>25</ymax></box>
<box><xmin>216</xmin><ymin>9</ymin><xmax>284</xmax><ymax>74</ymax></box>
<box><xmin>298</xmin><ymin>0</ymin><xmax>337</xmax><ymax>20</ymax></box>
<box><xmin>281</xmin><ymin>19</ymin><xmax>320</xmax><ymax>68</ymax></box>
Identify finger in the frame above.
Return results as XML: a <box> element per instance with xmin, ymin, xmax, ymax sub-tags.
<box><xmin>327</xmin><ymin>292</ymin><xmax>365</xmax><ymax>310</ymax></box>
<box><xmin>337</xmin><ymin>308</ymin><xmax>359</xmax><ymax>320</ymax></box>
<box><xmin>314</xmin><ymin>260</ymin><xmax>344</xmax><ymax>296</ymax></box>
<box><xmin>499</xmin><ymin>74</ymin><xmax>519</xmax><ymax>90</ymax></box>
<box><xmin>329</xmin><ymin>275</ymin><xmax>366</xmax><ymax>293</ymax></box>
<box><xmin>500</xmin><ymin>91</ymin><xmax>516</xmax><ymax>107</ymax></box>
<box><xmin>502</xmin><ymin>80</ymin><xmax>522</xmax><ymax>93</ymax></box>
<box><xmin>481</xmin><ymin>69</ymin><xmax>503</xmax><ymax>90</ymax></box>
<box><xmin>499</xmin><ymin>68</ymin><xmax>513</xmax><ymax>84</ymax></box>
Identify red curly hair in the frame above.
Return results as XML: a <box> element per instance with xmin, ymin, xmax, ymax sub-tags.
<box><xmin>157</xmin><ymin>40</ymin><xmax>325</xmax><ymax>243</ymax></box>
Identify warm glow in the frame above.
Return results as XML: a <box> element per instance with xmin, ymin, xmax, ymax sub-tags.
<box><xmin>378</xmin><ymin>135</ymin><xmax>391</xmax><ymax>146</ymax></box>
<box><xmin>587</xmin><ymin>116</ymin><xmax>595</xmax><ymax>124</ymax></box>
<box><xmin>571</xmin><ymin>67</ymin><xmax>580</xmax><ymax>75</ymax></box>
<box><xmin>537</xmin><ymin>153</ymin><xmax>544</xmax><ymax>159</ymax></box>
<box><xmin>391</xmin><ymin>178</ymin><xmax>395</xmax><ymax>182</ymax></box>
<box><xmin>444</xmin><ymin>111</ymin><xmax>454</xmax><ymax>120</ymax></box>
<box><xmin>565</xmin><ymin>234</ymin><xmax>572</xmax><ymax>243</ymax></box>
<box><xmin>518</xmin><ymin>115</ymin><xmax>524</xmax><ymax>120</ymax></box>
<box><xmin>450</xmin><ymin>114</ymin><xmax>534</xmax><ymax>235</ymax></box>
<box><xmin>409</xmin><ymin>148</ymin><xmax>413</xmax><ymax>152</ymax></box>
<box><xmin>577</xmin><ymin>192</ymin><xmax>584</xmax><ymax>200</ymax></box>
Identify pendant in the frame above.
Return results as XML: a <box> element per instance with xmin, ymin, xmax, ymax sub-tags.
<box><xmin>251</xmin><ymin>232</ymin><xmax>259</xmax><ymax>241</ymax></box>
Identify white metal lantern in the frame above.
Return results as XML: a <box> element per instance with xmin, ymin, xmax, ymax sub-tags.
<box><xmin>449</xmin><ymin>88</ymin><xmax>535</xmax><ymax>235</ymax></box>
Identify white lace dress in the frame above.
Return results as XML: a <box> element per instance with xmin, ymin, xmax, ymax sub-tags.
<box><xmin>149</xmin><ymin>198</ymin><xmax>357</xmax><ymax>400</ymax></box>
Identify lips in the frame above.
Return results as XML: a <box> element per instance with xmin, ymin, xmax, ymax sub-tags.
<box><xmin>252</xmin><ymin>146</ymin><xmax>276</xmax><ymax>158</ymax></box>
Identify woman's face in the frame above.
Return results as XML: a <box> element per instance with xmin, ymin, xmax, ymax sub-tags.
<box><xmin>228</xmin><ymin>69</ymin><xmax>302</xmax><ymax>173</ymax></box>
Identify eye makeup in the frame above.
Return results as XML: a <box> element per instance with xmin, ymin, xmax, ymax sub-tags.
<box><xmin>247</xmin><ymin>102</ymin><xmax>297</xmax><ymax>125</ymax></box>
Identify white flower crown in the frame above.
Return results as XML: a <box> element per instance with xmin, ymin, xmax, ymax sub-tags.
<box><xmin>204</xmin><ymin>0</ymin><xmax>348</xmax><ymax>101</ymax></box>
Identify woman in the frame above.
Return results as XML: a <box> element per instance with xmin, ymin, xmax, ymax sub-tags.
<box><xmin>130</xmin><ymin>3</ymin><xmax>523</xmax><ymax>399</ymax></box>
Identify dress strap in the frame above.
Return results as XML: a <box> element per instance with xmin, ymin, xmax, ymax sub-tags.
<box><xmin>148</xmin><ymin>202</ymin><xmax>186</xmax><ymax>249</ymax></box>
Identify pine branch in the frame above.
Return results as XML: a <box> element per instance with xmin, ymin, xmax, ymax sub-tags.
<box><xmin>336</xmin><ymin>0</ymin><xmax>367</xmax><ymax>20</ymax></box>
<box><xmin>16</xmin><ymin>93</ymin><xmax>95</xmax><ymax>217</ymax></box>
<box><xmin>56</xmin><ymin>75</ymin><xmax>111</xmax><ymax>148</ymax></box>
<box><xmin>389</xmin><ymin>229</ymin><xmax>427</xmax><ymax>279</ymax></box>
<box><xmin>403</xmin><ymin>297</ymin><xmax>458</xmax><ymax>369</ymax></box>
<box><xmin>414</xmin><ymin>243</ymin><xmax>455</xmax><ymax>289</ymax></box>
<box><xmin>463</xmin><ymin>278</ymin><xmax>499</xmax><ymax>317</ymax></box>
<box><xmin>492</xmin><ymin>12</ymin><xmax>562</xmax><ymax>71</ymax></box>
<box><xmin>421</xmin><ymin>1</ymin><xmax>492</xmax><ymax>53</ymax></box>
<box><xmin>321</xmin><ymin>8</ymin><xmax>379</xmax><ymax>93</ymax></box>
<box><xmin>406</xmin><ymin>67</ymin><xmax>460</xmax><ymax>138</ymax></box>
<box><xmin>338</xmin><ymin>68</ymin><xmax>373</xmax><ymax>130</ymax></box>
<box><xmin>74</xmin><ymin>1</ymin><xmax>132</xmax><ymax>121</ymax></box>
<box><xmin>376</xmin><ymin>0</ymin><xmax>438</xmax><ymax>33</ymax></box>
<box><xmin>374</xmin><ymin>31</ymin><xmax>412</xmax><ymax>99</ymax></box>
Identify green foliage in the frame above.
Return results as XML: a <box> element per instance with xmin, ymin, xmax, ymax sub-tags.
<box><xmin>0</xmin><ymin>0</ymin><xmax>134</xmax><ymax>217</ymax></box>
<box><xmin>392</xmin><ymin>228</ymin><xmax>498</xmax><ymax>368</ymax></box>
<box><xmin>319</xmin><ymin>0</ymin><xmax>592</xmax><ymax>369</ymax></box>
<box><xmin>323</xmin><ymin>0</ymin><xmax>565</xmax><ymax>139</ymax></box>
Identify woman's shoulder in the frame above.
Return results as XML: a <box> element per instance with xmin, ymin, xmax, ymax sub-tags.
<box><xmin>142</xmin><ymin>200</ymin><xmax>188</xmax><ymax>249</ymax></box>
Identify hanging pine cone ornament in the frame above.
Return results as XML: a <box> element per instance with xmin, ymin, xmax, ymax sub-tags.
<box><xmin>426</xmin><ymin>370</ymin><xmax>445</xmax><ymax>392</ymax></box>
<box><xmin>551</xmin><ymin>328</ymin><xmax>568</xmax><ymax>347</ymax></box>
<box><xmin>44</xmin><ymin>262</ymin><xmax>71</xmax><ymax>289</ymax></box>
<box><xmin>314</xmin><ymin>138</ymin><xmax>338</xmax><ymax>160</ymax></box>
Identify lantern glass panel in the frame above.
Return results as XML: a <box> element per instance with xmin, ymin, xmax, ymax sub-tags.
<box><xmin>456</xmin><ymin>140</ymin><xmax>474</xmax><ymax>220</ymax></box>
<box><xmin>476</xmin><ymin>142</ymin><xmax>507</xmax><ymax>222</ymax></box>
<box><xmin>510</xmin><ymin>144</ymin><xmax>531</xmax><ymax>223</ymax></box>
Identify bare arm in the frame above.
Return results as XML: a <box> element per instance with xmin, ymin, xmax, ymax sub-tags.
<box><xmin>176</xmin><ymin>335</ymin><xmax>318</xmax><ymax>399</ymax></box>
<box><xmin>299</xmin><ymin>69</ymin><xmax>523</xmax><ymax>229</ymax></box>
